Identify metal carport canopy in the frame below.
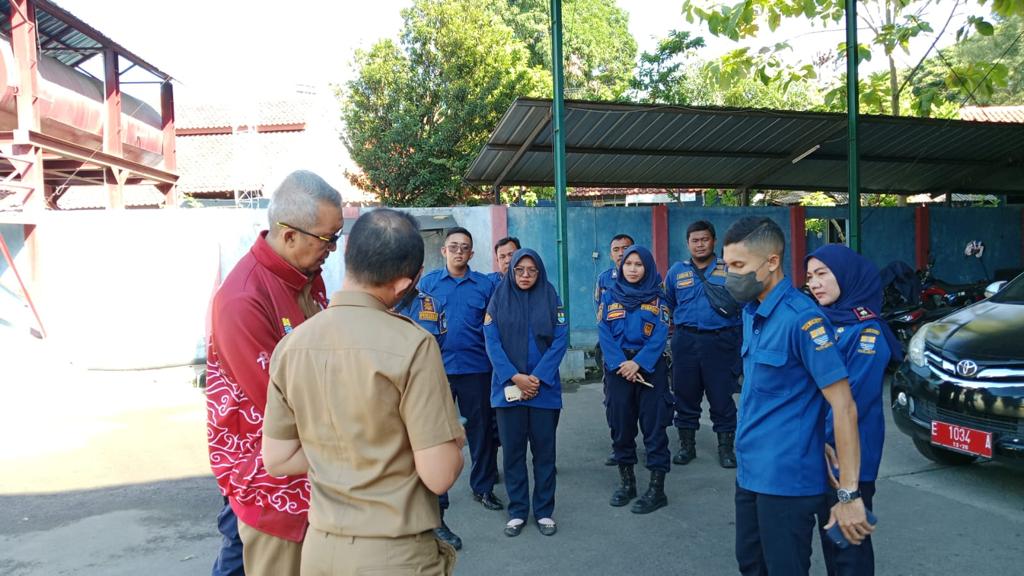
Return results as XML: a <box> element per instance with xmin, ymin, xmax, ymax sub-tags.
<box><xmin>465</xmin><ymin>98</ymin><xmax>1024</xmax><ymax>196</ymax></box>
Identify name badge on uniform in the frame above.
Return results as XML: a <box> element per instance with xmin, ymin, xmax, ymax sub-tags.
<box><xmin>641</xmin><ymin>303</ymin><xmax>660</xmax><ymax>315</ymax></box>
<box><xmin>606</xmin><ymin>309</ymin><xmax>626</xmax><ymax>321</ymax></box>
<box><xmin>677</xmin><ymin>278</ymin><xmax>694</xmax><ymax>288</ymax></box>
<box><xmin>643</xmin><ymin>321</ymin><xmax>654</xmax><ymax>337</ymax></box>
<box><xmin>419</xmin><ymin>311</ymin><xmax>439</xmax><ymax>322</ymax></box>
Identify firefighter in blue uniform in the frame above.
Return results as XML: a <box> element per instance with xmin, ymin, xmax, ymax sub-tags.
<box><xmin>806</xmin><ymin>244</ymin><xmax>901</xmax><ymax>576</ymax></box>
<box><xmin>722</xmin><ymin>217</ymin><xmax>872</xmax><ymax>576</ymax></box>
<box><xmin>665</xmin><ymin>220</ymin><xmax>742</xmax><ymax>468</ymax></box>
<box><xmin>418</xmin><ymin>227</ymin><xmax>503</xmax><ymax>552</ymax></box>
<box><xmin>598</xmin><ymin>245</ymin><xmax>673</xmax><ymax>515</ymax></box>
<box><xmin>488</xmin><ymin>236</ymin><xmax>521</xmax><ymax>287</ymax></box>
<box><xmin>596</xmin><ymin>233</ymin><xmax>635</xmax><ymax>466</ymax></box>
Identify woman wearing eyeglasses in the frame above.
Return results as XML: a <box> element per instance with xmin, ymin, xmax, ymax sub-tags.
<box><xmin>598</xmin><ymin>245</ymin><xmax>673</xmax><ymax>515</ymax></box>
<box><xmin>805</xmin><ymin>244</ymin><xmax>901</xmax><ymax>576</ymax></box>
<box><xmin>484</xmin><ymin>248</ymin><xmax>569</xmax><ymax>538</ymax></box>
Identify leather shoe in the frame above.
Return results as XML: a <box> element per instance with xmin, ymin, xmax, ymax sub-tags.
<box><xmin>536</xmin><ymin>519</ymin><xmax>557</xmax><ymax>536</ymax></box>
<box><xmin>604</xmin><ymin>453</ymin><xmax>616</xmax><ymax>466</ymax></box>
<box><xmin>473</xmin><ymin>491</ymin><xmax>505</xmax><ymax>511</ymax></box>
<box><xmin>434</xmin><ymin>521</ymin><xmax>462</xmax><ymax>550</ymax></box>
<box><xmin>504</xmin><ymin>520</ymin><xmax>525</xmax><ymax>537</ymax></box>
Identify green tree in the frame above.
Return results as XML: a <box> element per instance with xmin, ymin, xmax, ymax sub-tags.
<box><xmin>505</xmin><ymin>0</ymin><xmax>638</xmax><ymax>100</ymax></box>
<box><xmin>630</xmin><ymin>30</ymin><xmax>705</xmax><ymax>103</ymax></box>
<box><xmin>342</xmin><ymin>0</ymin><xmax>544</xmax><ymax>206</ymax></box>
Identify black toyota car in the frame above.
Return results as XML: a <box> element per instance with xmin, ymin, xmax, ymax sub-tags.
<box><xmin>891</xmin><ymin>273</ymin><xmax>1024</xmax><ymax>467</ymax></box>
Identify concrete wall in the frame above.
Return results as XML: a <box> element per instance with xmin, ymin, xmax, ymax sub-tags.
<box><xmin>1</xmin><ymin>204</ymin><xmax>1019</xmax><ymax>369</ymax></box>
<box><xmin>929</xmin><ymin>206</ymin><xmax>1023</xmax><ymax>283</ymax></box>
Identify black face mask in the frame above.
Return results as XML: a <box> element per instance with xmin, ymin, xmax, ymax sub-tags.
<box><xmin>724</xmin><ymin>259</ymin><xmax>769</xmax><ymax>304</ymax></box>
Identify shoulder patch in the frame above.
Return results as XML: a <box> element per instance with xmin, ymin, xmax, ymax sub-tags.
<box><xmin>660</xmin><ymin>305</ymin><xmax>671</xmax><ymax>324</ymax></box>
<box><xmin>853</xmin><ymin>306</ymin><xmax>877</xmax><ymax>321</ymax></box>
<box><xmin>596</xmin><ymin>302</ymin><xmax>605</xmax><ymax>322</ymax></box>
<box><xmin>801</xmin><ymin>317</ymin><xmax>824</xmax><ymax>331</ymax></box>
<box><xmin>557</xmin><ymin>306</ymin><xmax>567</xmax><ymax>326</ymax></box>
<box><xmin>857</xmin><ymin>333</ymin><xmax>877</xmax><ymax>354</ymax></box>
<box><xmin>863</xmin><ymin>327</ymin><xmax>880</xmax><ymax>336</ymax></box>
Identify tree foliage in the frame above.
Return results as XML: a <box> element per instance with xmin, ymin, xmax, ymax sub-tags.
<box><xmin>342</xmin><ymin>0</ymin><xmax>637</xmax><ymax>206</ymax></box>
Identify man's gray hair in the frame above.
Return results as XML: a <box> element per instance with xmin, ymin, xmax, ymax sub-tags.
<box><xmin>267</xmin><ymin>170</ymin><xmax>343</xmax><ymax>232</ymax></box>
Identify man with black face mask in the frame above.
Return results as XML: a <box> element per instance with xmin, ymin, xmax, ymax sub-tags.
<box><xmin>722</xmin><ymin>217</ymin><xmax>873</xmax><ymax>576</ymax></box>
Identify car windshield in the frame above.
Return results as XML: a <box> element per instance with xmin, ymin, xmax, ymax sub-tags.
<box><xmin>990</xmin><ymin>274</ymin><xmax>1024</xmax><ymax>304</ymax></box>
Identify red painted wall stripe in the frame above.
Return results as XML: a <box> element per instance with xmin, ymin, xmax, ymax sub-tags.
<box><xmin>915</xmin><ymin>205</ymin><xmax>930</xmax><ymax>271</ymax></box>
<box><xmin>651</xmin><ymin>205</ymin><xmax>669</xmax><ymax>278</ymax></box>
<box><xmin>490</xmin><ymin>204</ymin><xmax>508</xmax><ymax>271</ymax></box>
<box><xmin>789</xmin><ymin>206</ymin><xmax>807</xmax><ymax>282</ymax></box>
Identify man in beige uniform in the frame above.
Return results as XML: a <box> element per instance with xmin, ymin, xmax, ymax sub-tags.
<box><xmin>262</xmin><ymin>208</ymin><xmax>465</xmax><ymax>576</ymax></box>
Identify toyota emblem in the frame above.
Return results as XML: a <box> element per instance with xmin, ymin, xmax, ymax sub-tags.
<box><xmin>956</xmin><ymin>360</ymin><xmax>978</xmax><ymax>377</ymax></box>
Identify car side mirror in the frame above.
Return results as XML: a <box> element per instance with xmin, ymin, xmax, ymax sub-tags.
<box><xmin>984</xmin><ymin>281</ymin><xmax>1008</xmax><ymax>299</ymax></box>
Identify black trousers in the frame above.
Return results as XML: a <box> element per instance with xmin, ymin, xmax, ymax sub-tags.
<box><xmin>818</xmin><ymin>481</ymin><xmax>877</xmax><ymax>576</ymax></box>
<box><xmin>735</xmin><ymin>484</ymin><xmax>824</xmax><ymax>576</ymax></box>
<box><xmin>439</xmin><ymin>372</ymin><xmax>498</xmax><ymax>510</ymax></box>
<box><xmin>671</xmin><ymin>327</ymin><xmax>740</xmax><ymax>432</ymax></box>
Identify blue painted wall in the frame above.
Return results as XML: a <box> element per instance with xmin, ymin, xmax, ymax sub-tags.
<box><xmin>804</xmin><ymin>207</ymin><xmax>916</xmax><ymax>273</ymax></box>
<box><xmin>508</xmin><ymin>206</ymin><xmax>652</xmax><ymax>346</ymax></box>
<box><xmin>929</xmin><ymin>206</ymin><xmax>1023</xmax><ymax>283</ymax></box>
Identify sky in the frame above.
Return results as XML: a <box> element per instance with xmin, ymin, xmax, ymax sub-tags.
<box><xmin>55</xmin><ymin>0</ymin><xmax>988</xmax><ymax>109</ymax></box>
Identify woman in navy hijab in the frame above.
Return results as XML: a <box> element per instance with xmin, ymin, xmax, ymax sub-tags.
<box><xmin>484</xmin><ymin>248</ymin><xmax>568</xmax><ymax>538</ymax></box>
<box><xmin>805</xmin><ymin>244</ymin><xmax>901</xmax><ymax>576</ymax></box>
<box><xmin>598</xmin><ymin>246</ymin><xmax>672</xmax><ymax>515</ymax></box>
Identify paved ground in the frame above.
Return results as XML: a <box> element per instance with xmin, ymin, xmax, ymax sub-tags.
<box><xmin>1</xmin><ymin>350</ymin><xmax>1021</xmax><ymax>575</ymax></box>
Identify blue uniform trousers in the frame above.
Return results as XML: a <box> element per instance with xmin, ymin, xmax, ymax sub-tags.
<box><xmin>671</xmin><ymin>326</ymin><xmax>740</xmax><ymax>432</ymax></box>
<box><xmin>606</xmin><ymin>356</ymin><xmax>672</xmax><ymax>472</ymax></box>
<box><xmin>496</xmin><ymin>405</ymin><xmax>559</xmax><ymax>521</ymax></box>
<box><xmin>818</xmin><ymin>481</ymin><xmax>876</xmax><ymax>576</ymax></box>
<box><xmin>212</xmin><ymin>499</ymin><xmax>244</xmax><ymax>576</ymax></box>
<box><xmin>439</xmin><ymin>372</ymin><xmax>498</xmax><ymax>510</ymax></box>
<box><xmin>735</xmin><ymin>485</ymin><xmax>824</xmax><ymax>576</ymax></box>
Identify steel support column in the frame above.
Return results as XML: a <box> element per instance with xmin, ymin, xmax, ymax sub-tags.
<box><xmin>915</xmin><ymin>205</ymin><xmax>930</xmax><ymax>271</ymax></box>
<box><xmin>103</xmin><ymin>48</ymin><xmax>124</xmax><ymax>208</ymax></box>
<box><xmin>550</xmin><ymin>0</ymin><xmax>570</xmax><ymax>338</ymax></box>
<box><xmin>846</xmin><ymin>0</ymin><xmax>861</xmax><ymax>252</ymax></box>
<box><xmin>789</xmin><ymin>206</ymin><xmax>807</xmax><ymax>281</ymax></box>
<box><xmin>160</xmin><ymin>81</ymin><xmax>176</xmax><ymax>207</ymax></box>
<box><xmin>10</xmin><ymin>0</ymin><xmax>44</xmax><ymax>211</ymax></box>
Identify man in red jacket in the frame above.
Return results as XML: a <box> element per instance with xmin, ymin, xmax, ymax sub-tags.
<box><xmin>206</xmin><ymin>170</ymin><xmax>343</xmax><ymax>576</ymax></box>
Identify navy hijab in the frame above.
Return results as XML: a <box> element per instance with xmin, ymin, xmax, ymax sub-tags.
<box><xmin>487</xmin><ymin>248</ymin><xmax>560</xmax><ymax>373</ymax></box>
<box><xmin>610</xmin><ymin>246</ymin><xmax>663</xmax><ymax>311</ymax></box>
<box><xmin>806</xmin><ymin>244</ymin><xmax>904</xmax><ymax>363</ymax></box>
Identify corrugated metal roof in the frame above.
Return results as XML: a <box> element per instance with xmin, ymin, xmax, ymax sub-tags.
<box><xmin>0</xmin><ymin>0</ymin><xmax>172</xmax><ymax>79</ymax></box>
<box><xmin>466</xmin><ymin>98</ymin><xmax>1024</xmax><ymax>195</ymax></box>
<box><xmin>959</xmin><ymin>106</ymin><xmax>1024</xmax><ymax>123</ymax></box>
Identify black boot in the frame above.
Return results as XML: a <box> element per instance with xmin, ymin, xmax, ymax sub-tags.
<box><xmin>631</xmin><ymin>470</ymin><xmax>668</xmax><ymax>514</ymax></box>
<box><xmin>609</xmin><ymin>464</ymin><xmax>637</xmax><ymax>507</ymax></box>
<box><xmin>717</xmin><ymin>432</ymin><xmax>737</xmax><ymax>469</ymax></box>
<box><xmin>673</xmin><ymin>429</ymin><xmax>696</xmax><ymax>465</ymax></box>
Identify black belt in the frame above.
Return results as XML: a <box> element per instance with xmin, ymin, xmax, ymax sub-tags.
<box><xmin>678</xmin><ymin>325</ymin><xmax>737</xmax><ymax>334</ymax></box>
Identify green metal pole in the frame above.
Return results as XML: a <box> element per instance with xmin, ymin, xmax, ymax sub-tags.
<box><xmin>846</xmin><ymin>0</ymin><xmax>861</xmax><ymax>253</ymax></box>
<box><xmin>550</xmin><ymin>0</ymin><xmax>571</xmax><ymax>339</ymax></box>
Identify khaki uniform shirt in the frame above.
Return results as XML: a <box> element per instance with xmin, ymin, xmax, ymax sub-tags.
<box><xmin>264</xmin><ymin>290</ymin><xmax>464</xmax><ymax>538</ymax></box>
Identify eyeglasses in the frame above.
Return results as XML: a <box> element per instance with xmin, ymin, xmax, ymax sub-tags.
<box><xmin>513</xmin><ymin>266</ymin><xmax>539</xmax><ymax>278</ymax></box>
<box><xmin>276</xmin><ymin>222</ymin><xmax>341</xmax><ymax>245</ymax></box>
<box><xmin>445</xmin><ymin>243</ymin><xmax>472</xmax><ymax>253</ymax></box>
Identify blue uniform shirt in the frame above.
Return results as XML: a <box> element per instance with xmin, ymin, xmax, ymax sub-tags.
<box><xmin>488</xmin><ymin>271</ymin><xmax>503</xmax><ymax>288</ymax></box>
<box><xmin>826</xmin><ymin>319</ymin><xmax>890</xmax><ymax>482</ymax></box>
<box><xmin>594</xmin><ymin>267</ymin><xmax>617</xmax><ymax>306</ymax></box>
<box><xmin>597</xmin><ymin>291</ymin><xmax>670</xmax><ymax>373</ymax></box>
<box><xmin>735</xmin><ymin>278</ymin><xmax>849</xmax><ymax>497</ymax></box>
<box><xmin>483</xmin><ymin>305</ymin><xmax>569</xmax><ymax>410</ymax></box>
<box><xmin>665</xmin><ymin>256</ymin><xmax>743</xmax><ymax>330</ymax></box>
<box><xmin>418</xmin><ymin>267</ymin><xmax>494</xmax><ymax>374</ymax></box>
<box><xmin>398</xmin><ymin>293</ymin><xmax>447</xmax><ymax>345</ymax></box>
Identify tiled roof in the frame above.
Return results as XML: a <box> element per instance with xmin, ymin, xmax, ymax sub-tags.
<box><xmin>176</xmin><ymin>99</ymin><xmax>309</xmax><ymax>130</ymax></box>
<box><xmin>959</xmin><ymin>106</ymin><xmax>1024</xmax><ymax>123</ymax></box>
<box><xmin>175</xmin><ymin>130</ymin><xmax>313</xmax><ymax>195</ymax></box>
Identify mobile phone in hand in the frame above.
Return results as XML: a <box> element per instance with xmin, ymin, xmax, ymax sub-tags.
<box><xmin>827</xmin><ymin>510</ymin><xmax>877</xmax><ymax>549</ymax></box>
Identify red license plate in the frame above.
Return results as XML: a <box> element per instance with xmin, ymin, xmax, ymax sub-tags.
<box><xmin>930</xmin><ymin>420</ymin><xmax>993</xmax><ymax>458</ymax></box>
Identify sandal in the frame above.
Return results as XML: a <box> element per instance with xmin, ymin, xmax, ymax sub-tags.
<box><xmin>504</xmin><ymin>518</ymin><xmax>525</xmax><ymax>537</ymax></box>
<box><xmin>536</xmin><ymin>518</ymin><xmax>557</xmax><ymax>536</ymax></box>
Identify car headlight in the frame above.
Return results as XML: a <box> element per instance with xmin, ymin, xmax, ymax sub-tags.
<box><xmin>908</xmin><ymin>322</ymin><xmax>932</xmax><ymax>367</ymax></box>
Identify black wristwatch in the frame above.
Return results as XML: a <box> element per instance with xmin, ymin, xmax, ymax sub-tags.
<box><xmin>836</xmin><ymin>488</ymin><xmax>862</xmax><ymax>504</ymax></box>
